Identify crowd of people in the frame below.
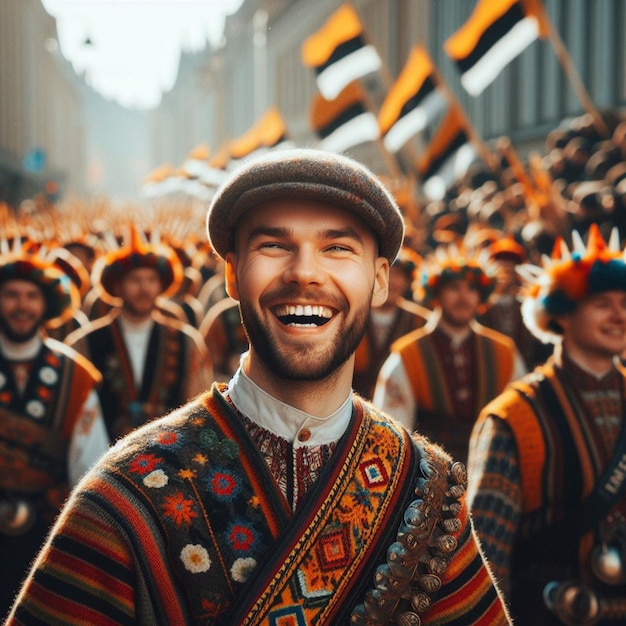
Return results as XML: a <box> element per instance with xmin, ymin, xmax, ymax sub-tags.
<box><xmin>0</xmin><ymin>109</ymin><xmax>625</xmax><ymax>624</ymax></box>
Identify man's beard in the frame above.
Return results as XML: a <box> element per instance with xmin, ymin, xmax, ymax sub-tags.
<box><xmin>238</xmin><ymin>292</ymin><xmax>370</xmax><ymax>382</ymax></box>
<box><xmin>440</xmin><ymin>304</ymin><xmax>476</xmax><ymax>329</ymax></box>
<box><xmin>122</xmin><ymin>296</ymin><xmax>156</xmax><ymax>318</ymax></box>
<box><xmin>0</xmin><ymin>313</ymin><xmax>43</xmax><ymax>343</ymax></box>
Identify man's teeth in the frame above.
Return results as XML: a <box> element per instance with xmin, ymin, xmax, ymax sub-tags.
<box><xmin>274</xmin><ymin>304</ymin><xmax>332</xmax><ymax>326</ymax></box>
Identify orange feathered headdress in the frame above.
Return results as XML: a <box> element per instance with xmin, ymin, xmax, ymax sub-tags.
<box><xmin>519</xmin><ymin>223</ymin><xmax>626</xmax><ymax>343</ymax></box>
<box><xmin>0</xmin><ymin>239</ymin><xmax>80</xmax><ymax>328</ymax></box>
<box><xmin>418</xmin><ymin>244</ymin><xmax>497</xmax><ymax>311</ymax></box>
<box><xmin>91</xmin><ymin>224</ymin><xmax>183</xmax><ymax>306</ymax></box>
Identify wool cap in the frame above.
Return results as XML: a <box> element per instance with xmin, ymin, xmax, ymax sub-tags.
<box><xmin>206</xmin><ymin>148</ymin><xmax>405</xmax><ymax>262</ymax></box>
<box><xmin>519</xmin><ymin>223</ymin><xmax>626</xmax><ymax>343</ymax></box>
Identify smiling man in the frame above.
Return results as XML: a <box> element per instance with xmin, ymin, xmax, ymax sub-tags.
<box><xmin>65</xmin><ymin>226</ymin><xmax>212</xmax><ymax>441</ymax></box>
<box><xmin>373</xmin><ymin>248</ymin><xmax>525</xmax><ymax>463</ymax></box>
<box><xmin>0</xmin><ymin>245</ymin><xmax>108</xmax><ymax>618</ymax></box>
<box><xmin>7</xmin><ymin>150</ymin><xmax>511</xmax><ymax>625</ymax></box>
<box><xmin>467</xmin><ymin>224</ymin><xmax>626</xmax><ymax>625</ymax></box>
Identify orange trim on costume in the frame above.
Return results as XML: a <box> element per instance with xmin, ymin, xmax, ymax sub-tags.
<box><xmin>483</xmin><ymin>384</ymin><xmax>547</xmax><ymax>513</ymax></box>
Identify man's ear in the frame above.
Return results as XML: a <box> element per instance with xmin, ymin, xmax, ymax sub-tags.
<box><xmin>224</xmin><ymin>253</ymin><xmax>239</xmax><ymax>301</ymax></box>
<box><xmin>371</xmin><ymin>257</ymin><xmax>389</xmax><ymax>308</ymax></box>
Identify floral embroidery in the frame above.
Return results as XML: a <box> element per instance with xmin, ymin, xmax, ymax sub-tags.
<box><xmin>129</xmin><ymin>453</ymin><xmax>163</xmax><ymax>475</ymax></box>
<box><xmin>44</xmin><ymin>352</ymin><xmax>60</xmax><ymax>367</ymax></box>
<box><xmin>162</xmin><ymin>492</ymin><xmax>198</xmax><ymax>525</ymax></box>
<box><xmin>198</xmin><ymin>429</ymin><xmax>240</xmax><ymax>461</ymax></box>
<box><xmin>180</xmin><ymin>544</ymin><xmax>211</xmax><ymax>573</ymax></box>
<box><xmin>26</xmin><ymin>400</ymin><xmax>45</xmax><ymax>419</ymax></box>
<box><xmin>219</xmin><ymin>439</ymin><xmax>240</xmax><ymax>460</ymax></box>
<box><xmin>199</xmin><ymin>428</ymin><xmax>219</xmax><ymax>451</ymax></box>
<box><xmin>231</xmin><ymin>557</ymin><xmax>257</xmax><ymax>583</ymax></box>
<box><xmin>226</xmin><ymin>519</ymin><xmax>257</xmax><ymax>554</ymax></box>
<box><xmin>143</xmin><ymin>469</ymin><xmax>169</xmax><ymax>488</ymax></box>
<box><xmin>37</xmin><ymin>386</ymin><xmax>52</xmax><ymax>401</ymax></box>
<box><xmin>178</xmin><ymin>468</ymin><xmax>197</xmax><ymax>480</ymax></box>
<box><xmin>207</xmin><ymin>468</ymin><xmax>242</xmax><ymax>501</ymax></box>
<box><xmin>193</xmin><ymin>453</ymin><xmax>208</xmax><ymax>465</ymax></box>
<box><xmin>39</xmin><ymin>366</ymin><xmax>58</xmax><ymax>385</ymax></box>
<box><xmin>248</xmin><ymin>495</ymin><xmax>261</xmax><ymax>509</ymax></box>
<box><xmin>155</xmin><ymin>430</ymin><xmax>182</xmax><ymax>447</ymax></box>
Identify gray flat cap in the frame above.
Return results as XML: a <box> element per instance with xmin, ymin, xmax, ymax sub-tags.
<box><xmin>206</xmin><ymin>148</ymin><xmax>405</xmax><ymax>262</ymax></box>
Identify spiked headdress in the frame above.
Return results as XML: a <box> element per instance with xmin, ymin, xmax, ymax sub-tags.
<box><xmin>518</xmin><ymin>223</ymin><xmax>626</xmax><ymax>343</ymax></box>
<box><xmin>418</xmin><ymin>244</ymin><xmax>497</xmax><ymax>310</ymax></box>
<box><xmin>91</xmin><ymin>224</ymin><xmax>183</xmax><ymax>306</ymax></box>
<box><xmin>0</xmin><ymin>238</ymin><xmax>80</xmax><ymax>328</ymax></box>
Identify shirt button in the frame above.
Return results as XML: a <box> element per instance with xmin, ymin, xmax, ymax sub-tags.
<box><xmin>297</xmin><ymin>429</ymin><xmax>312</xmax><ymax>442</ymax></box>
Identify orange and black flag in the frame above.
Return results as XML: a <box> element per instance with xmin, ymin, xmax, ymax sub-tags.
<box><xmin>229</xmin><ymin>107</ymin><xmax>292</xmax><ymax>162</ymax></box>
<box><xmin>310</xmin><ymin>81</ymin><xmax>379</xmax><ymax>154</ymax></box>
<box><xmin>417</xmin><ymin>105</ymin><xmax>477</xmax><ymax>200</ymax></box>
<box><xmin>444</xmin><ymin>0</ymin><xmax>549</xmax><ymax>96</ymax></box>
<box><xmin>378</xmin><ymin>45</ymin><xmax>448</xmax><ymax>153</ymax></box>
<box><xmin>302</xmin><ymin>3</ymin><xmax>381</xmax><ymax>101</ymax></box>
<box><xmin>182</xmin><ymin>143</ymin><xmax>211</xmax><ymax>178</ymax></box>
<box><xmin>141</xmin><ymin>163</ymin><xmax>177</xmax><ymax>198</ymax></box>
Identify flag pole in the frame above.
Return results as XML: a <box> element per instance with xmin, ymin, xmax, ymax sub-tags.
<box><xmin>430</xmin><ymin>65</ymin><xmax>501</xmax><ymax>177</ymax></box>
<box><xmin>535</xmin><ymin>2</ymin><xmax>609</xmax><ymax>137</ymax></box>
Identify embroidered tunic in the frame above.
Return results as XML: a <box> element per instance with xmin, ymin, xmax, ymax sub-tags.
<box><xmin>7</xmin><ymin>385</ymin><xmax>511</xmax><ymax>625</ymax></box>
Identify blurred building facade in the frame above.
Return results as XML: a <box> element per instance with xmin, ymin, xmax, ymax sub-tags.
<box><xmin>0</xmin><ymin>0</ymin><xmax>86</xmax><ymax>205</ymax></box>
<box><xmin>0</xmin><ymin>0</ymin><xmax>624</xmax><ymax>205</ymax></box>
<box><xmin>150</xmin><ymin>0</ymin><xmax>626</xmax><ymax>182</ymax></box>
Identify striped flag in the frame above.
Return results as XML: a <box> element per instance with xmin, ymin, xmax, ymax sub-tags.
<box><xmin>378</xmin><ymin>45</ymin><xmax>448</xmax><ymax>153</ymax></box>
<box><xmin>417</xmin><ymin>105</ymin><xmax>477</xmax><ymax>200</ymax></box>
<box><xmin>310</xmin><ymin>81</ymin><xmax>379</xmax><ymax>154</ymax></box>
<box><xmin>444</xmin><ymin>0</ymin><xmax>549</xmax><ymax>96</ymax></box>
<box><xmin>229</xmin><ymin>107</ymin><xmax>293</xmax><ymax>161</ymax></box>
<box><xmin>302</xmin><ymin>4</ymin><xmax>381</xmax><ymax>100</ymax></box>
<box><xmin>182</xmin><ymin>143</ymin><xmax>211</xmax><ymax>178</ymax></box>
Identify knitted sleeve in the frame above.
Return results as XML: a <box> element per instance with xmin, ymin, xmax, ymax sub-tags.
<box><xmin>466</xmin><ymin>415</ymin><xmax>522</xmax><ymax>597</ymax></box>
<box><xmin>5</xmin><ymin>495</ymin><xmax>139</xmax><ymax>625</ymax></box>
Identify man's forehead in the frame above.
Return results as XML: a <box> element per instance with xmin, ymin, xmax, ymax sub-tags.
<box><xmin>0</xmin><ymin>278</ymin><xmax>43</xmax><ymax>292</ymax></box>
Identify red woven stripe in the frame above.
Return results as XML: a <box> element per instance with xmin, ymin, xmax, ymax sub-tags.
<box><xmin>94</xmin><ymin>477</ymin><xmax>188</xmax><ymax>623</ymax></box>
<box><xmin>22</xmin><ymin>581</ymin><xmax>121</xmax><ymax>626</ymax></box>
<box><xmin>48</xmin><ymin>547</ymin><xmax>133</xmax><ymax>608</ymax></box>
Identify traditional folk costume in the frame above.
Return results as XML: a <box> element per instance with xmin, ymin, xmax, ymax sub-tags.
<box><xmin>8</xmin><ymin>148</ymin><xmax>512</xmax><ymax>625</ymax></box>
<box><xmin>477</xmin><ymin>237</ymin><xmax>552</xmax><ymax>370</ymax></box>
<box><xmin>65</xmin><ymin>228</ymin><xmax>211</xmax><ymax>442</ymax></box>
<box><xmin>199</xmin><ymin>295</ymin><xmax>249</xmax><ymax>381</ymax></box>
<box><xmin>353</xmin><ymin>247</ymin><xmax>431</xmax><ymax>400</ymax></box>
<box><xmin>467</xmin><ymin>225</ymin><xmax>626</xmax><ymax>625</ymax></box>
<box><xmin>353</xmin><ymin>296</ymin><xmax>430</xmax><ymax>399</ymax></box>
<box><xmin>373</xmin><ymin>250</ymin><xmax>522</xmax><ymax>463</ymax></box>
<box><xmin>7</xmin><ymin>370</ymin><xmax>510</xmax><ymax>625</ymax></box>
<box><xmin>0</xmin><ymin>244</ymin><xmax>109</xmax><ymax>616</ymax></box>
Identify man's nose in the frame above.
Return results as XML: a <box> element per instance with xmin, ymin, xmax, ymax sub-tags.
<box><xmin>283</xmin><ymin>248</ymin><xmax>325</xmax><ymax>286</ymax></box>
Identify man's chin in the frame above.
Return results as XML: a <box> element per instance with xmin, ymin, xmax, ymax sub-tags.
<box><xmin>1</xmin><ymin>326</ymin><xmax>40</xmax><ymax>343</ymax></box>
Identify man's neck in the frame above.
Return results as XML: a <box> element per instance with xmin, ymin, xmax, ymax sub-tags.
<box><xmin>437</xmin><ymin>316</ymin><xmax>473</xmax><ymax>341</ymax></box>
<box><xmin>119</xmin><ymin>309</ymin><xmax>153</xmax><ymax>326</ymax></box>
<box><xmin>0</xmin><ymin>332</ymin><xmax>43</xmax><ymax>360</ymax></box>
<box><xmin>560</xmin><ymin>340</ymin><xmax>616</xmax><ymax>378</ymax></box>
<box><xmin>243</xmin><ymin>351</ymin><xmax>354</xmax><ymax>418</ymax></box>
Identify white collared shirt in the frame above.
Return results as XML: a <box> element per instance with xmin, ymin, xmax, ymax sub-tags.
<box><xmin>226</xmin><ymin>353</ymin><xmax>352</xmax><ymax>447</ymax></box>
